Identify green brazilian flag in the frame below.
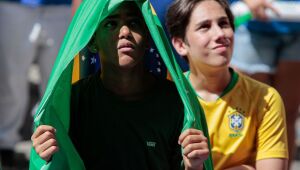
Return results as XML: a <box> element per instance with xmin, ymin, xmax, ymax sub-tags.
<box><xmin>29</xmin><ymin>0</ymin><xmax>214</xmax><ymax>169</ymax></box>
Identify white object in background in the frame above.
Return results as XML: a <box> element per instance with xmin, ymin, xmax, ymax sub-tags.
<box><xmin>266</xmin><ymin>1</ymin><xmax>300</xmax><ymax>21</ymax></box>
<box><xmin>29</xmin><ymin>23</ymin><xmax>42</xmax><ymax>43</ymax></box>
<box><xmin>230</xmin><ymin>1</ymin><xmax>251</xmax><ymax>18</ymax></box>
<box><xmin>231</xmin><ymin>1</ymin><xmax>300</xmax><ymax>22</ymax></box>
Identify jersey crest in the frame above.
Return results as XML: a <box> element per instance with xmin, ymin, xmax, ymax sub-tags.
<box><xmin>228</xmin><ymin>112</ymin><xmax>244</xmax><ymax>133</ymax></box>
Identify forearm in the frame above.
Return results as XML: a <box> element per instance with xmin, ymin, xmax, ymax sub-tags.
<box><xmin>185</xmin><ymin>164</ymin><xmax>203</xmax><ymax>170</ymax></box>
<box><xmin>256</xmin><ymin>158</ymin><xmax>288</xmax><ymax>170</ymax></box>
<box><xmin>224</xmin><ymin>158</ymin><xmax>288</xmax><ymax>170</ymax></box>
<box><xmin>224</xmin><ymin>164</ymin><xmax>255</xmax><ymax>170</ymax></box>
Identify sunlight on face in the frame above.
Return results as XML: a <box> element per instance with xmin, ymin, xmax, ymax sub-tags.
<box><xmin>184</xmin><ymin>0</ymin><xmax>234</xmax><ymax>70</ymax></box>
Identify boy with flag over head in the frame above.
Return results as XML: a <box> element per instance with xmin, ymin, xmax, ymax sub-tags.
<box><xmin>30</xmin><ymin>0</ymin><xmax>213</xmax><ymax>169</ymax></box>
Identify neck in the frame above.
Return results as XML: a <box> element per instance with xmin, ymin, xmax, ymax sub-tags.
<box><xmin>189</xmin><ymin>66</ymin><xmax>231</xmax><ymax>102</ymax></box>
<box><xmin>100</xmin><ymin>64</ymin><xmax>155</xmax><ymax>101</ymax></box>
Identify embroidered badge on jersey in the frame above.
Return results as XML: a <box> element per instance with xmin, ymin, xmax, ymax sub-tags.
<box><xmin>228</xmin><ymin>108</ymin><xmax>245</xmax><ymax>137</ymax></box>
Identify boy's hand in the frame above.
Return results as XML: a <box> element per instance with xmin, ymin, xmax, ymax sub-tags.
<box><xmin>31</xmin><ymin>125</ymin><xmax>59</xmax><ymax>162</ymax></box>
<box><xmin>179</xmin><ymin>129</ymin><xmax>209</xmax><ymax>170</ymax></box>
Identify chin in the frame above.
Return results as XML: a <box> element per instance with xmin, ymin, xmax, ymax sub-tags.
<box><xmin>209</xmin><ymin>60</ymin><xmax>230</xmax><ymax>69</ymax></box>
<box><xmin>118</xmin><ymin>60</ymin><xmax>138</xmax><ymax>69</ymax></box>
<box><xmin>119</xmin><ymin>63</ymin><xmax>136</xmax><ymax>69</ymax></box>
<box><xmin>208</xmin><ymin>55</ymin><xmax>229</xmax><ymax>64</ymax></box>
<box><xmin>119</xmin><ymin>54</ymin><xmax>134</xmax><ymax>62</ymax></box>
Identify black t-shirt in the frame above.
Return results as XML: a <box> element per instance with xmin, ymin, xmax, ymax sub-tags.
<box><xmin>69</xmin><ymin>73</ymin><xmax>184</xmax><ymax>170</ymax></box>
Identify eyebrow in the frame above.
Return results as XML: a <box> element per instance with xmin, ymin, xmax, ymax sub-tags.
<box><xmin>195</xmin><ymin>16</ymin><xmax>228</xmax><ymax>26</ymax></box>
<box><xmin>219</xmin><ymin>16</ymin><xmax>229</xmax><ymax>21</ymax></box>
<box><xmin>106</xmin><ymin>12</ymin><xmax>141</xmax><ymax>20</ymax></box>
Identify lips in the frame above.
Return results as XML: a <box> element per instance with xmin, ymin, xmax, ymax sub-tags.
<box><xmin>117</xmin><ymin>43</ymin><xmax>135</xmax><ymax>52</ymax></box>
<box><xmin>212</xmin><ymin>44</ymin><xmax>230</xmax><ymax>54</ymax></box>
<box><xmin>214</xmin><ymin>37</ymin><xmax>231</xmax><ymax>49</ymax></box>
<box><xmin>213</xmin><ymin>44</ymin><xmax>228</xmax><ymax>49</ymax></box>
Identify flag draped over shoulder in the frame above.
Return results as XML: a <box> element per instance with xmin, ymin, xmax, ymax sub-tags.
<box><xmin>29</xmin><ymin>0</ymin><xmax>214</xmax><ymax>169</ymax></box>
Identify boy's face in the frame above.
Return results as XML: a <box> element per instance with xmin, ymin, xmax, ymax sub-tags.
<box><xmin>95</xmin><ymin>2</ymin><xmax>148</xmax><ymax>69</ymax></box>
<box><xmin>172</xmin><ymin>1</ymin><xmax>234</xmax><ymax>70</ymax></box>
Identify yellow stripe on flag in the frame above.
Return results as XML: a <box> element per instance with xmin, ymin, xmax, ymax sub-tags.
<box><xmin>150</xmin><ymin>4</ymin><xmax>157</xmax><ymax>15</ymax></box>
<box><xmin>72</xmin><ymin>54</ymin><xmax>80</xmax><ymax>84</ymax></box>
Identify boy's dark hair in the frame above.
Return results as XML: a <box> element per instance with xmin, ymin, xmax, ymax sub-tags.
<box><xmin>166</xmin><ymin>0</ymin><xmax>235</xmax><ymax>40</ymax></box>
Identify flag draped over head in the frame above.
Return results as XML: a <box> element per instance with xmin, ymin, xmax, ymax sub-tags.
<box><xmin>29</xmin><ymin>0</ymin><xmax>214</xmax><ymax>169</ymax></box>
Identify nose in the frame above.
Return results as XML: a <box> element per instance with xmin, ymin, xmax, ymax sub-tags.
<box><xmin>214</xmin><ymin>25</ymin><xmax>225</xmax><ymax>38</ymax></box>
<box><xmin>119</xmin><ymin>25</ymin><xmax>131</xmax><ymax>39</ymax></box>
<box><xmin>212</xmin><ymin>25</ymin><xmax>228</xmax><ymax>44</ymax></box>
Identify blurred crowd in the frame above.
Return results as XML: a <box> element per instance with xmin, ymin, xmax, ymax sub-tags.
<box><xmin>0</xmin><ymin>0</ymin><xmax>72</xmax><ymax>169</ymax></box>
<box><xmin>0</xmin><ymin>0</ymin><xmax>299</xmax><ymax>169</ymax></box>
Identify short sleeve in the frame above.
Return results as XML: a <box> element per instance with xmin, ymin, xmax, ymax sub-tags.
<box><xmin>256</xmin><ymin>87</ymin><xmax>289</xmax><ymax>160</ymax></box>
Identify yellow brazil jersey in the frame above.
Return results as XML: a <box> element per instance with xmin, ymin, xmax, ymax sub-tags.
<box><xmin>186</xmin><ymin>69</ymin><xmax>288</xmax><ymax>170</ymax></box>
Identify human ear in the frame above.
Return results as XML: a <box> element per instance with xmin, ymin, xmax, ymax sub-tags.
<box><xmin>172</xmin><ymin>37</ymin><xmax>188</xmax><ymax>57</ymax></box>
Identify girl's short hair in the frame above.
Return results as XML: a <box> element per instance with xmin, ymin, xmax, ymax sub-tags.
<box><xmin>166</xmin><ymin>0</ymin><xmax>235</xmax><ymax>40</ymax></box>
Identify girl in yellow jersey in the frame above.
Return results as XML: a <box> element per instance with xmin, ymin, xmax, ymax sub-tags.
<box><xmin>166</xmin><ymin>0</ymin><xmax>288</xmax><ymax>170</ymax></box>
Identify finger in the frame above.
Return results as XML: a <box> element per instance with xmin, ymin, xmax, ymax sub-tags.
<box><xmin>181</xmin><ymin>134</ymin><xmax>207</xmax><ymax>148</ymax></box>
<box><xmin>32</xmin><ymin>130</ymin><xmax>56</xmax><ymax>148</ymax></box>
<box><xmin>39</xmin><ymin>145</ymin><xmax>59</xmax><ymax>162</ymax></box>
<box><xmin>186</xmin><ymin>148</ymin><xmax>210</xmax><ymax>160</ymax></box>
<box><xmin>35</xmin><ymin>138</ymin><xmax>58</xmax><ymax>156</ymax></box>
<box><xmin>182</xmin><ymin>142</ymin><xmax>208</xmax><ymax>156</ymax></box>
<box><xmin>178</xmin><ymin>129</ymin><xmax>203</xmax><ymax>144</ymax></box>
<box><xmin>32</xmin><ymin>125</ymin><xmax>56</xmax><ymax>140</ymax></box>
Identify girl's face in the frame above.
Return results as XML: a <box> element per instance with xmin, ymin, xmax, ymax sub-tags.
<box><xmin>173</xmin><ymin>0</ymin><xmax>234</xmax><ymax>71</ymax></box>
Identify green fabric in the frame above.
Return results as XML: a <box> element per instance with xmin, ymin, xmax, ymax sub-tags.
<box><xmin>234</xmin><ymin>12</ymin><xmax>252</xmax><ymax>28</ymax></box>
<box><xmin>29</xmin><ymin>0</ymin><xmax>214</xmax><ymax>169</ymax></box>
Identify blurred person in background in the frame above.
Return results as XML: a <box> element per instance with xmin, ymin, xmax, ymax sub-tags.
<box><xmin>0</xmin><ymin>0</ymin><xmax>71</xmax><ymax>167</ymax></box>
<box><xmin>71</xmin><ymin>0</ymin><xmax>80</xmax><ymax>15</ymax></box>
<box><xmin>230</xmin><ymin>0</ymin><xmax>300</xmax><ymax>167</ymax></box>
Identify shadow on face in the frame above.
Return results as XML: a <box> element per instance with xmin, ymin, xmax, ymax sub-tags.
<box><xmin>93</xmin><ymin>2</ymin><xmax>149</xmax><ymax>69</ymax></box>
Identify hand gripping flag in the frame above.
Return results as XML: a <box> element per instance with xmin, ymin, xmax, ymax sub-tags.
<box><xmin>29</xmin><ymin>0</ymin><xmax>214</xmax><ymax>169</ymax></box>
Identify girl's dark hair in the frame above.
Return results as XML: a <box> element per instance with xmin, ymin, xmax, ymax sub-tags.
<box><xmin>166</xmin><ymin>0</ymin><xmax>235</xmax><ymax>40</ymax></box>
